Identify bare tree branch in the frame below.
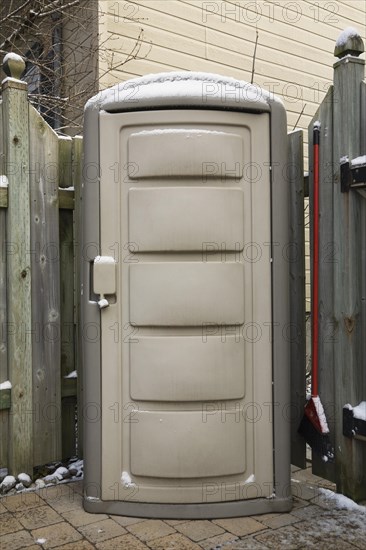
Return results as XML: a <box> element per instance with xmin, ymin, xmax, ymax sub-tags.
<box><xmin>1</xmin><ymin>0</ymin><xmax>149</xmax><ymax>134</ymax></box>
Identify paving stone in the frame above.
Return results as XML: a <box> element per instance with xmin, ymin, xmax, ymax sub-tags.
<box><xmin>127</xmin><ymin>519</ymin><xmax>176</xmax><ymax>542</ymax></box>
<box><xmin>32</xmin><ymin>521</ymin><xmax>83</xmax><ymax>548</ymax></box>
<box><xmin>0</xmin><ymin>530</ymin><xmax>36</xmax><ymax>550</ymax></box>
<box><xmin>291</xmin><ymin>465</ymin><xmax>301</xmax><ymax>473</ymax></box>
<box><xmin>293</xmin><ymin>511</ymin><xmax>366</xmax><ymax>543</ymax></box>
<box><xmin>291</xmin><ymin>497</ymin><xmax>310</xmax><ymax>510</ymax></box>
<box><xmin>212</xmin><ymin>517</ymin><xmax>266</xmax><ymax>537</ymax></box>
<box><xmin>340</xmin><ymin>534</ymin><xmax>366</xmax><ymax>550</ymax></box>
<box><xmin>0</xmin><ymin>500</ymin><xmax>7</xmax><ymax>513</ymax></box>
<box><xmin>259</xmin><ymin>513</ymin><xmax>301</xmax><ymax>529</ymax></box>
<box><xmin>291</xmin><ymin>504</ymin><xmax>324</xmax><ymax>520</ymax></box>
<box><xmin>54</xmin><ymin>541</ymin><xmax>96</xmax><ymax>550</ymax></box>
<box><xmin>96</xmin><ymin>533</ymin><xmax>149</xmax><ymax>549</ymax></box>
<box><xmin>38</xmin><ymin>484</ymin><xmax>82</xmax><ymax>513</ymax></box>
<box><xmin>148</xmin><ymin>532</ymin><xmax>203</xmax><ymax>550</ymax></box>
<box><xmin>174</xmin><ymin>520</ymin><xmax>224</xmax><ymax>542</ymax></box>
<box><xmin>110</xmin><ymin>515</ymin><xmax>146</xmax><ymax>527</ymax></box>
<box><xmin>62</xmin><ymin>507</ymin><xmax>108</xmax><ymax>527</ymax></box>
<box><xmin>291</xmin><ymin>481</ymin><xmax>320</xmax><ymax>501</ymax></box>
<box><xmin>78</xmin><ymin>518</ymin><xmax>127</xmax><ymax>543</ymax></box>
<box><xmin>2</xmin><ymin>491</ymin><xmax>43</xmax><ymax>512</ymax></box>
<box><xmin>199</xmin><ymin>531</ymin><xmax>239</xmax><ymax>549</ymax></box>
<box><xmin>165</xmin><ymin>519</ymin><xmax>192</xmax><ymax>526</ymax></box>
<box><xmin>255</xmin><ymin>525</ymin><xmax>318</xmax><ymax>548</ymax></box>
<box><xmin>309</xmin><ymin>536</ymin><xmax>358</xmax><ymax>550</ymax></box>
<box><xmin>15</xmin><ymin>504</ymin><xmax>63</xmax><ymax>529</ymax></box>
<box><xmin>220</xmin><ymin>537</ymin><xmax>270</xmax><ymax>549</ymax></box>
<box><xmin>69</xmin><ymin>480</ymin><xmax>84</xmax><ymax>495</ymax></box>
<box><xmin>0</xmin><ymin>511</ymin><xmax>23</xmax><ymax>535</ymax></box>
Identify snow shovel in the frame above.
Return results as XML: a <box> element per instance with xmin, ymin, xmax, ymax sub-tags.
<box><xmin>298</xmin><ymin>122</ymin><xmax>333</xmax><ymax>461</ymax></box>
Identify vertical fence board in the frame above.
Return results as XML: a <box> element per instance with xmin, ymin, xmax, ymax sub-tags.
<box><xmin>73</xmin><ymin>136</ymin><xmax>83</xmax><ymax>458</ymax></box>
<box><xmin>60</xmin><ymin>204</ymin><xmax>76</xmax><ymax>459</ymax></box>
<box><xmin>288</xmin><ymin>130</ymin><xmax>306</xmax><ymax>469</ymax></box>
<box><xmin>29</xmin><ymin>106</ymin><xmax>61</xmax><ymax>466</ymax></box>
<box><xmin>309</xmin><ymin>87</ymin><xmax>336</xmax><ymax>482</ymax></box>
<box><xmin>0</xmin><ymin>99</ymin><xmax>9</xmax><ymax>467</ymax></box>
<box><xmin>3</xmin><ymin>78</ymin><xmax>33</xmax><ymax>475</ymax></box>
<box><xmin>332</xmin><ymin>56</ymin><xmax>366</xmax><ymax>500</ymax></box>
<box><xmin>361</xmin><ymin>83</ymin><xmax>366</xmax><ymax>404</ymax></box>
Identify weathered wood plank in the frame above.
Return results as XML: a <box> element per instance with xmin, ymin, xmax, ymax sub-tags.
<box><xmin>2</xmin><ymin>77</ymin><xmax>33</xmax><ymax>475</ymax></box>
<box><xmin>288</xmin><ymin>129</ymin><xmax>306</xmax><ymax>469</ymax></box>
<box><xmin>59</xmin><ymin>206</ymin><xmax>76</xmax><ymax>459</ymax></box>
<box><xmin>332</xmin><ymin>55</ymin><xmax>366</xmax><ymax>500</ymax></box>
<box><xmin>58</xmin><ymin>188</ymin><xmax>74</xmax><ymax>210</ymax></box>
<box><xmin>0</xmin><ymin>99</ymin><xmax>9</xmax><ymax>466</ymax></box>
<box><xmin>0</xmin><ymin>389</ymin><xmax>11</xmax><ymax>410</ymax></box>
<box><xmin>0</xmin><ymin>187</ymin><xmax>8</xmax><ymax>208</ymax></box>
<box><xmin>29</xmin><ymin>105</ymin><xmax>62</xmax><ymax>467</ymax></box>
<box><xmin>309</xmin><ymin>87</ymin><xmax>336</xmax><ymax>482</ymax></box>
<box><xmin>59</xmin><ymin>136</ymin><xmax>73</xmax><ymax>188</ymax></box>
<box><xmin>72</xmin><ymin>136</ymin><xmax>83</xmax><ymax>458</ymax></box>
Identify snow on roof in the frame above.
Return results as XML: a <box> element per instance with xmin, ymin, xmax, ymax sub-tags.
<box><xmin>86</xmin><ymin>71</ymin><xmax>281</xmax><ymax>113</ymax></box>
<box><xmin>336</xmin><ymin>27</ymin><xmax>360</xmax><ymax>48</ymax></box>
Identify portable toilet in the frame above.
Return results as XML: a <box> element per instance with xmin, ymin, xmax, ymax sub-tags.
<box><xmin>81</xmin><ymin>72</ymin><xmax>291</xmax><ymax>518</ymax></box>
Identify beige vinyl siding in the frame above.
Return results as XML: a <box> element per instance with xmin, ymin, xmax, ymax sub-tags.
<box><xmin>98</xmin><ymin>0</ymin><xmax>365</xmax><ymax>150</ymax></box>
<box><xmin>98</xmin><ymin>0</ymin><xmax>366</xmax><ymax>310</ymax></box>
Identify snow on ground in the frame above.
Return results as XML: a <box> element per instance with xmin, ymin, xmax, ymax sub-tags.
<box><xmin>318</xmin><ymin>488</ymin><xmax>366</xmax><ymax>511</ymax></box>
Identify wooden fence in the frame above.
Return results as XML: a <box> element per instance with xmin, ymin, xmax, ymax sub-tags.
<box><xmin>289</xmin><ymin>30</ymin><xmax>366</xmax><ymax>502</ymax></box>
<box><xmin>0</xmin><ymin>55</ymin><xmax>82</xmax><ymax>475</ymax></box>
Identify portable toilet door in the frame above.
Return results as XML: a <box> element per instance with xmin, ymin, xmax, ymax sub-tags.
<box><xmin>81</xmin><ymin>72</ymin><xmax>291</xmax><ymax>518</ymax></box>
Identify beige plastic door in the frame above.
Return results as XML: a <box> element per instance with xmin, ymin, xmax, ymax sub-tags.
<box><xmin>97</xmin><ymin>109</ymin><xmax>273</xmax><ymax>504</ymax></box>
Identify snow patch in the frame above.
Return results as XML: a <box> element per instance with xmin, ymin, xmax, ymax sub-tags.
<box><xmin>0</xmin><ymin>176</ymin><xmax>9</xmax><ymax>188</ymax></box>
<box><xmin>94</xmin><ymin>255</ymin><xmax>115</xmax><ymax>265</ymax></box>
<box><xmin>312</xmin><ymin>396</ymin><xmax>330</xmax><ymax>433</ymax></box>
<box><xmin>313</xmin><ymin>120</ymin><xmax>321</xmax><ymax>129</ymax></box>
<box><xmin>319</xmin><ymin>488</ymin><xmax>366</xmax><ymax>511</ymax></box>
<box><xmin>4</xmin><ymin>52</ymin><xmax>24</xmax><ymax>63</ymax></box>
<box><xmin>353</xmin><ymin>401</ymin><xmax>366</xmax><ymax>421</ymax></box>
<box><xmin>336</xmin><ymin>27</ymin><xmax>360</xmax><ymax>48</ymax></box>
<box><xmin>64</xmin><ymin>370</ymin><xmax>77</xmax><ymax>379</ymax></box>
<box><xmin>36</xmin><ymin>539</ymin><xmax>47</xmax><ymax>545</ymax></box>
<box><xmin>0</xmin><ymin>380</ymin><xmax>11</xmax><ymax>390</ymax></box>
<box><xmin>340</xmin><ymin>156</ymin><xmax>349</xmax><ymax>165</ymax></box>
<box><xmin>245</xmin><ymin>474</ymin><xmax>255</xmax><ymax>484</ymax></box>
<box><xmin>121</xmin><ymin>471</ymin><xmax>136</xmax><ymax>488</ymax></box>
<box><xmin>351</xmin><ymin>155</ymin><xmax>366</xmax><ymax>167</ymax></box>
<box><xmin>86</xmin><ymin>71</ymin><xmax>284</xmax><ymax>114</ymax></box>
<box><xmin>134</xmin><ymin>129</ymin><xmax>231</xmax><ymax>137</ymax></box>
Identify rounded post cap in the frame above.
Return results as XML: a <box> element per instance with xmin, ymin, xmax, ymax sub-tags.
<box><xmin>3</xmin><ymin>53</ymin><xmax>26</xmax><ymax>80</ymax></box>
<box><xmin>334</xmin><ymin>27</ymin><xmax>364</xmax><ymax>58</ymax></box>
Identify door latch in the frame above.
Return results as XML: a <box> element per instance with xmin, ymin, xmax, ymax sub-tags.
<box><xmin>93</xmin><ymin>256</ymin><xmax>116</xmax><ymax>309</ymax></box>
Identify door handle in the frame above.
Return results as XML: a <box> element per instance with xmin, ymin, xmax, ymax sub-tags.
<box><xmin>93</xmin><ymin>256</ymin><xmax>116</xmax><ymax>309</ymax></box>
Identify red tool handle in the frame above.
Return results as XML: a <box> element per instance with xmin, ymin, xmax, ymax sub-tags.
<box><xmin>312</xmin><ymin>124</ymin><xmax>320</xmax><ymax>397</ymax></box>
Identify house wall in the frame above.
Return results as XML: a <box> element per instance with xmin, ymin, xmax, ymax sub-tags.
<box><xmin>98</xmin><ymin>0</ymin><xmax>366</xmax><ymax>310</ymax></box>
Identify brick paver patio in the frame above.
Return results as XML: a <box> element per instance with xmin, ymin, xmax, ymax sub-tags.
<box><xmin>1</xmin><ymin>465</ymin><xmax>365</xmax><ymax>549</ymax></box>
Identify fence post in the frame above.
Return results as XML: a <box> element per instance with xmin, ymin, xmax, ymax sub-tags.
<box><xmin>2</xmin><ymin>54</ymin><xmax>33</xmax><ymax>474</ymax></box>
<box><xmin>332</xmin><ymin>31</ymin><xmax>366</xmax><ymax>500</ymax></box>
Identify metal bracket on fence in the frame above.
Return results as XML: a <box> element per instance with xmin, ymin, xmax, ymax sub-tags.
<box><xmin>341</xmin><ymin>158</ymin><xmax>366</xmax><ymax>193</ymax></box>
<box><xmin>343</xmin><ymin>405</ymin><xmax>366</xmax><ymax>442</ymax></box>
